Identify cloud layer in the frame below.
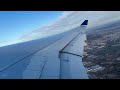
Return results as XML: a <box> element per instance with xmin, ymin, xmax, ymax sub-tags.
<box><xmin>1</xmin><ymin>11</ymin><xmax>120</xmax><ymax>47</ymax></box>
<box><xmin>19</xmin><ymin>11</ymin><xmax>120</xmax><ymax>42</ymax></box>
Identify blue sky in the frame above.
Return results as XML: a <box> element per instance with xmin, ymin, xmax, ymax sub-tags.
<box><xmin>0</xmin><ymin>11</ymin><xmax>63</xmax><ymax>44</ymax></box>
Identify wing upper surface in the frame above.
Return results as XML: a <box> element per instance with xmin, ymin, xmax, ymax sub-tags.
<box><xmin>0</xmin><ymin>20</ymin><xmax>88</xmax><ymax>79</ymax></box>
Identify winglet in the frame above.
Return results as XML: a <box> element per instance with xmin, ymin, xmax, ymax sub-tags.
<box><xmin>81</xmin><ymin>20</ymin><xmax>88</xmax><ymax>25</ymax></box>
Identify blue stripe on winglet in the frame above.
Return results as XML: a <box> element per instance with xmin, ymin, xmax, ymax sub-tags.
<box><xmin>81</xmin><ymin>20</ymin><xmax>88</xmax><ymax>25</ymax></box>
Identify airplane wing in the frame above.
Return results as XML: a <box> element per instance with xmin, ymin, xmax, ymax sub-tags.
<box><xmin>0</xmin><ymin>20</ymin><xmax>88</xmax><ymax>79</ymax></box>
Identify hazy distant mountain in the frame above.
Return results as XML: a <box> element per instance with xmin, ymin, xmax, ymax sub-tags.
<box><xmin>86</xmin><ymin>19</ymin><xmax>120</xmax><ymax>35</ymax></box>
